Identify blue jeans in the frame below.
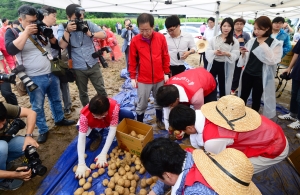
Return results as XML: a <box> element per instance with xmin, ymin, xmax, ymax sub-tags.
<box><xmin>290</xmin><ymin>79</ymin><xmax>300</xmax><ymax>120</ymax></box>
<box><xmin>0</xmin><ymin>136</ymin><xmax>24</xmax><ymax>181</ymax></box>
<box><xmin>28</xmin><ymin>73</ymin><xmax>64</xmax><ymax>134</ymax></box>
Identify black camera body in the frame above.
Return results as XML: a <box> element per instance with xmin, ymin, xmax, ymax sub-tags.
<box><xmin>280</xmin><ymin>72</ymin><xmax>291</xmax><ymax>80</ymax></box>
<box><xmin>35</xmin><ymin>9</ymin><xmax>53</xmax><ymax>38</ymax></box>
<box><xmin>92</xmin><ymin>47</ymin><xmax>112</xmax><ymax>68</ymax></box>
<box><xmin>128</xmin><ymin>24</ymin><xmax>133</xmax><ymax>28</ymax></box>
<box><xmin>24</xmin><ymin>145</ymin><xmax>47</xmax><ymax>178</ymax></box>
<box><xmin>5</xmin><ymin>118</ymin><xmax>26</xmax><ymax>136</ymax></box>
<box><xmin>73</xmin><ymin>7</ymin><xmax>88</xmax><ymax>33</ymax></box>
<box><xmin>0</xmin><ymin>73</ymin><xmax>16</xmax><ymax>84</ymax></box>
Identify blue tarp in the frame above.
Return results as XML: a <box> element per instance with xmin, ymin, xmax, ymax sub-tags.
<box><xmin>37</xmin><ymin>68</ymin><xmax>300</xmax><ymax>195</ymax></box>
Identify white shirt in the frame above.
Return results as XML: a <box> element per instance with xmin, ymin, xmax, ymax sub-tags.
<box><xmin>203</xmin><ymin>27</ymin><xmax>215</xmax><ymax>42</ymax></box>
<box><xmin>271</xmin><ymin>32</ymin><xmax>279</xmax><ymax>39</ymax></box>
<box><xmin>165</xmin><ymin>31</ymin><xmax>196</xmax><ymax>66</ymax></box>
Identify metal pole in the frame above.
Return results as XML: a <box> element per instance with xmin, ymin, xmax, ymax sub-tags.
<box><xmin>78</xmin><ymin>0</ymin><xmax>81</xmax><ymax>5</ymax></box>
<box><xmin>214</xmin><ymin>1</ymin><xmax>220</xmax><ymax>36</ymax></box>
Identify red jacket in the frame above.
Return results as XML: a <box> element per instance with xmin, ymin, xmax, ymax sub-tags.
<box><xmin>80</xmin><ymin>98</ymin><xmax>118</xmax><ymax>129</ymax></box>
<box><xmin>166</xmin><ymin>68</ymin><xmax>216</xmax><ymax>101</ymax></box>
<box><xmin>203</xmin><ymin>116</ymin><xmax>286</xmax><ymax>159</ymax></box>
<box><xmin>129</xmin><ymin>32</ymin><xmax>170</xmax><ymax>84</ymax></box>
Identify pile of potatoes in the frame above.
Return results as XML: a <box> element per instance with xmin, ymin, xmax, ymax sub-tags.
<box><xmin>130</xmin><ymin>130</ymin><xmax>145</xmax><ymax>140</ymax></box>
<box><xmin>73</xmin><ymin>147</ymin><xmax>158</xmax><ymax>195</ymax></box>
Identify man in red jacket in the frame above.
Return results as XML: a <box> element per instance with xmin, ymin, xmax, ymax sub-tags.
<box><xmin>169</xmin><ymin>95</ymin><xmax>289</xmax><ymax>174</ymax></box>
<box><xmin>156</xmin><ymin>68</ymin><xmax>217</xmax><ymax>138</ymax></box>
<box><xmin>129</xmin><ymin>13</ymin><xmax>171</xmax><ymax>129</ymax></box>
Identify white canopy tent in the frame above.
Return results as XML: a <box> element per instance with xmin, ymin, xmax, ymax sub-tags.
<box><xmin>20</xmin><ymin>0</ymin><xmax>300</xmax><ymax>18</ymax></box>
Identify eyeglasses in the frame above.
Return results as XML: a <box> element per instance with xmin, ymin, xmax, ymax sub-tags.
<box><xmin>139</xmin><ymin>29</ymin><xmax>152</xmax><ymax>33</ymax></box>
<box><xmin>167</xmin><ymin>25</ymin><xmax>178</xmax><ymax>33</ymax></box>
<box><xmin>92</xmin><ymin>112</ymin><xmax>108</xmax><ymax>119</ymax></box>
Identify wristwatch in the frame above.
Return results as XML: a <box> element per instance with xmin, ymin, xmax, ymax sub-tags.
<box><xmin>90</xmin><ymin>32</ymin><xmax>94</xmax><ymax>38</ymax></box>
<box><xmin>25</xmin><ymin>134</ymin><xmax>33</xmax><ymax>137</ymax></box>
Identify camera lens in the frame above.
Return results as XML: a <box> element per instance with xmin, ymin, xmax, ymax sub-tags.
<box><xmin>35</xmin><ymin>165</ymin><xmax>47</xmax><ymax>176</ymax></box>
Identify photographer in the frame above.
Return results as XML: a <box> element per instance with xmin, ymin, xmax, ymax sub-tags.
<box><xmin>5</xmin><ymin>5</ymin><xmax>76</xmax><ymax>144</ymax></box>
<box><xmin>0</xmin><ymin>101</ymin><xmax>38</xmax><ymax>191</ymax></box>
<box><xmin>121</xmin><ymin>19</ymin><xmax>139</xmax><ymax>71</ymax></box>
<box><xmin>58</xmin><ymin>4</ymin><xmax>107</xmax><ymax>107</ymax></box>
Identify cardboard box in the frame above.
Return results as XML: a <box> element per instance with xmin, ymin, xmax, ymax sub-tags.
<box><xmin>116</xmin><ymin>118</ymin><xmax>153</xmax><ymax>156</ymax></box>
<box><xmin>287</xmin><ymin>146</ymin><xmax>300</xmax><ymax>175</ymax></box>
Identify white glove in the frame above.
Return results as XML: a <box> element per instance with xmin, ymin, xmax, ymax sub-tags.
<box><xmin>75</xmin><ymin>164</ymin><xmax>91</xmax><ymax>179</ymax></box>
<box><xmin>164</xmin><ymin>74</ymin><xmax>169</xmax><ymax>83</ymax></box>
<box><xmin>131</xmin><ymin>79</ymin><xmax>137</xmax><ymax>88</ymax></box>
<box><xmin>95</xmin><ymin>153</ymin><xmax>107</xmax><ymax>168</ymax></box>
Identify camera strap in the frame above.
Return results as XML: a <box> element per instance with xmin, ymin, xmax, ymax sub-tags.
<box><xmin>11</xmin><ymin>28</ymin><xmax>24</xmax><ymax>66</ymax></box>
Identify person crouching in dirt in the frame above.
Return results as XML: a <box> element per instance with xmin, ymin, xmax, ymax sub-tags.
<box><xmin>74</xmin><ymin>94</ymin><xmax>134</xmax><ymax>178</ymax></box>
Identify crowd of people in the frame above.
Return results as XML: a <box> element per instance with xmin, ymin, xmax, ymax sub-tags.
<box><xmin>0</xmin><ymin>2</ymin><xmax>299</xmax><ymax>194</ymax></box>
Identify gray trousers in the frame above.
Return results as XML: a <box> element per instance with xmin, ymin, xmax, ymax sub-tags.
<box><xmin>136</xmin><ymin>81</ymin><xmax>164</xmax><ymax>115</ymax></box>
<box><xmin>74</xmin><ymin>63</ymin><xmax>107</xmax><ymax>106</ymax></box>
<box><xmin>125</xmin><ymin>46</ymin><xmax>130</xmax><ymax>70</ymax></box>
<box><xmin>60</xmin><ymin>82</ymin><xmax>71</xmax><ymax>110</ymax></box>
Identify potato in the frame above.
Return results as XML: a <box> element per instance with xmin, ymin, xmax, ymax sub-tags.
<box><xmin>135</xmin><ymin>164</ymin><xmax>141</xmax><ymax>171</ymax></box>
<box><xmin>129</xmin><ymin>194</ymin><xmax>135</xmax><ymax>195</ymax></box>
<box><xmin>123</xmin><ymin>188</ymin><xmax>130</xmax><ymax>195</ymax></box>
<box><xmin>73</xmin><ymin>165</ymin><xmax>78</xmax><ymax>172</ymax></box>
<box><xmin>102</xmin><ymin>179</ymin><xmax>109</xmax><ymax>186</ymax></box>
<box><xmin>130</xmin><ymin>130</ymin><xmax>137</xmax><ymax>137</ymax></box>
<box><xmin>110</xmin><ymin>177</ymin><xmax>115</xmax><ymax>184</ymax></box>
<box><xmin>133</xmin><ymin>174</ymin><xmax>139</xmax><ymax>181</ymax></box>
<box><xmin>98</xmin><ymin>168</ymin><xmax>105</xmax><ymax>175</ymax></box>
<box><xmin>105</xmin><ymin>188</ymin><xmax>113</xmax><ymax>195</ymax></box>
<box><xmin>108</xmin><ymin>181</ymin><xmax>115</xmax><ymax>189</ymax></box>
<box><xmin>90</xmin><ymin>163</ymin><xmax>96</xmax><ymax>170</ymax></box>
<box><xmin>83</xmin><ymin>182</ymin><xmax>91</xmax><ymax>190</ymax></box>
<box><xmin>92</xmin><ymin>172</ymin><xmax>99</xmax><ymax>178</ymax></box>
<box><xmin>110</xmin><ymin>153</ymin><xmax>115</xmax><ymax>158</ymax></box>
<box><xmin>87</xmin><ymin>177</ymin><xmax>93</xmax><ymax>183</ymax></box>
<box><xmin>106</xmin><ymin>154</ymin><xmax>109</xmax><ymax>159</ymax></box>
<box><xmin>113</xmin><ymin>175</ymin><xmax>120</xmax><ymax>182</ymax></box>
<box><xmin>79</xmin><ymin>178</ymin><xmax>86</xmax><ymax>186</ymax></box>
<box><xmin>82</xmin><ymin>192</ymin><xmax>88</xmax><ymax>195</ymax></box>
<box><xmin>174</xmin><ymin>130</ymin><xmax>180</xmax><ymax>135</ymax></box>
<box><xmin>108</xmin><ymin>170</ymin><xmax>115</xmax><ymax>177</ymax></box>
<box><xmin>130</xmin><ymin>158</ymin><xmax>136</xmax><ymax>163</ymax></box>
<box><xmin>127</xmin><ymin>174</ymin><xmax>134</xmax><ymax>180</ymax></box>
<box><xmin>112</xmin><ymin>192</ymin><xmax>119</xmax><ymax>195</ymax></box>
<box><xmin>84</xmin><ymin>154</ymin><xmax>87</xmax><ymax>159</ymax></box>
<box><xmin>118</xmin><ymin>168</ymin><xmax>126</xmax><ymax>176</ymax></box>
<box><xmin>122</xmin><ymin>175</ymin><xmax>128</xmax><ymax>180</ymax></box>
<box><xmin>100</xmin><ymin>194</ymin><xmax>105</xmax><ymax>195</ymax></box>
<box><xmin>85</xmin><ymin>170</ymin><xmax>90</xmax><ymax>178</ymax></box>
<box><xmin>150</xmin><ymin>183</ymin><xmax>155</xmax><ymax>189</ymax></box>
<box><xmin>146</xmin><ymin>178</ymin><xmax>154</xmax><ymax>185</ymax></box>
<box><xmin>137</xmin><ymin>134</ymin><xmax>145</xmax><ymax>139</ymax></box>
<box><xmin>129</xmin><ymin>187</ymin><xmax>135</xmax><ymax>193</ymax></box>
<box><xmin>130</xmin><ymin>180</ymin><xmax>137</xmax><ymax>188</ymax></box>
<box><xmin>110</xmin><ymin>163</ymin><xmax>117</xmax><ymax>170</ymax></box>
<box><xmin>117</xmin><ymin>178</ymin><xmax>125</xmax><ymax>186</ymax></box>
<box><xmin>139</xmin><ymin>167</ymin><xmax>146</xmax><ymax>174</ymax></box>
<box><xmin>115</xmin><ymin>185</ymin><xmax>124</xmax><ymax>195</ymax></box>
<box><xmin>152</xmin><ymin>176</ymin><xmax>158</xmax><ymax>183</ymax></box>
<box><xmin>74</xmin><ymin>187</ymin><xmax>84</xmax><ymax>195</ymax></box>
<box><xmin>140</xmin><ymin>179</ymin><xmax>147</xmax><ymax>188</ymax></box>
<box><xmin>124</xmin><ymin>165</ymin><xmax>130</xmax><ymax>172</ymax></box>
<box><xmin>139</xmin><ymin>189</ymin><xmax>147</xmax><ymax>195</ymax></box>
<box><xmin>124</xmin><ymin>179</ymin><xmax>131</xmax><ymax>188</ymax></box>
<box><xmin>88</xmin><ymin>191</ymin><xmax>95</xmax><ymax>195</ymax></box>
<box><xmin>134</xmin><ymin>159</ymin><xmax>141</xmax><ymax>165</ymax></box>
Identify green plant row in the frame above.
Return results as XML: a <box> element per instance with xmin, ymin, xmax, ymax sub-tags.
<box><xmin>56</xmin><ymin>18</ymin><xmax>208</xmax><ymax>33</ymax></box>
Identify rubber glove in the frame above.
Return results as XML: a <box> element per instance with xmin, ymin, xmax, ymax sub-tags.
<box><xmin>75</xmin><ymin>164</ymin><xmax>91</xmax><ymax>179</ymax></box>
<box><xmin>95</xmin><ymin>153</ymin><xmax>107</xmax><ymax>168</ymax></box>
<box><xmin>131</xmin><ymin>79</ymin><xmax>137</xmax><ymax>88</ymax></box>
<box><xmin>164</xmin><ymin>74</ymin><xmax>169</xmax><ymax>83</ymax></box>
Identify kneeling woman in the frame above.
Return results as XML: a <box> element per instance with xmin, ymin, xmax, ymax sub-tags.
<box><xmin>75</xmin><ymin>95</ymin><xmax>134</xmax><ymax>178</ymax></box>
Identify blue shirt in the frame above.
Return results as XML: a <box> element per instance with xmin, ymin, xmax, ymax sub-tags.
<box><xmin>152</xmin><ymin>152</ymin><xmax>217</xmax><ymax>195</ymax></box>
<box><xmin>275</xmin><ymin>29</ymin><xmax>292</xmax><ymax>58</ymax></box>
<box><xmin>290</xmin><ymin>41</ymin><xmax>300</xmax><ymax>81</ymax></box>
<box><xmin>57</xmin><ymin>21</ymin><xmax>103</xmax><ymax>70</ymax></box>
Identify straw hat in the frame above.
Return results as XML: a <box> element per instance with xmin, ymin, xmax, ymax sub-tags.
<box><xmin>201</xmin><ymin>95</ymin><xmax>261</xmax><ymax>132</ymax></box>
<box><xmin>196</xmin><ymin>39</ymin><xmax>208</xmax><ymax>53</ymax></box>
<box><xmin>193</xmin><ymin>148</ymin><xmax>262</xmax><ymax>195</ymax></box>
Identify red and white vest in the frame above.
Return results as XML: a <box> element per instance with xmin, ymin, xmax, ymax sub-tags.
<box><xmin>80</xmin><ymin>98</ymin><xmax>118</xmax><ymax>129</ymax></box>
<box><xmin>203</xmin><ymin>116</ymin><xmax>286</xmax><ymax>159</ymax></box>
<box><xmin>166</xmin><ymin>68</ymin><xmax>216</xmax><ymax>102</ymax></box>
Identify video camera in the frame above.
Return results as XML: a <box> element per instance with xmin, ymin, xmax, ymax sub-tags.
<box><xmin>35</xmin><ymin>9</ymin><xmax>53</xmax><ymax>38</ymax></box>
<box><xmin>12</xmin><ymin>64</ymin><xmax>38</xmax><ymax>92</ymax></box>
<box><xmin>92</xmin><ymin>46</ymin><xmax>112</xmax><ymax>68</ymax></box>
<box><xmin>71</xmin><ymin>7</ymin><xmax>88</xmax><ymax>33</ymax></box>
<box><xmin>23</xmin><ymin>145</ymin><xmax>47</xmax><ymax>178</ymax></box>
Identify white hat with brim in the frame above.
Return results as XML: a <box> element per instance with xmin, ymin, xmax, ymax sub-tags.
<box><xmin>196</xmin><ymin>39</ymin><xmax>208</xmax><ymax>53</ymax></box>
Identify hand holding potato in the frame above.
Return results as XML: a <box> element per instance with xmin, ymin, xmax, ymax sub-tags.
<box><xmin>94</xmin><ymin>153</ymin><xmax>107</xmax><ymax>168</ymax></box>
<box><xmin>75</xmin><ymin>164</ymin><xmax>91</xmax><ymax>179</ymax></box>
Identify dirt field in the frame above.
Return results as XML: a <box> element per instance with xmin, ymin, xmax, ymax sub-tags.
<box><xmin>0</xmin><ymin>36</ymin><xmax>293</xmax><ymax>195</ymax></box>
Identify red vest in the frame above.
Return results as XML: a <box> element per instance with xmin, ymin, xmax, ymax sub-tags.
<box><xmin>80</xmin><ymin>98</ymin><xmax>118</xmax><ymax>129</ymax></box>
<box><xmin>203</xmin><ymin>116</ymin><xmax>286</xmax><ymax>159</ymax></box>
<box><xmin>166</xmin><ymin>68</ymin><xmax>216</xmax><ymax>101</ymax></box>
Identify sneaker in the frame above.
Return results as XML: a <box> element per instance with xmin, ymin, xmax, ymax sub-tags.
<box><xmin>278</xmin><ymin>113</ymin><xmax>297</xmax><ymax>122</ymax></box>
<box><xmin>64</xmin><ymin>108</ymin><xmax>71</xmax><ymax>115</ymax></box>
<box><xmin>156</xmin><ymin>119</ymin><xmax>165</xmax><ymax>130</ymax></box>
<box><xmin>287</xmin><ymin>120</ymin><xmax>300</xmax><ymax>130</ymax></box>
<box><xmin>296</xmin><ymin>133</ymin><xmax>300</xmax><ymax>139</ymax></box>
<box><xmin>0</xmin><ymin>179</ymin><xmax>23</xmax><ymax>191</ymax></box>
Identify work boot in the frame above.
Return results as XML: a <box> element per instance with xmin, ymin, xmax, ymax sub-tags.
<box><xmin>88</xmin><ymin>130</ymin><xmax>103</xmax><ymax>151</ymax></box>
<box><xmin>156</xmin><ymin>109</ymin><xmax>165</xmax><ymax>130</ymax></box>
<box><xmin>137</xmin><ymin>113</ymin><xmax>145</xmax><ymax>123</ymax></box>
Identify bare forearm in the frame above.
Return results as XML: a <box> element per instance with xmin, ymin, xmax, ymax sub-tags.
<box><xmin>288</xmin><ymin>53</ymin><xmax>299</xmax><ymax>70</ymax></box>
<box><xmin>0</xmin><ymin>170</ymin><xmax>18</xmax><ymax>179</ymax></box>
<box><xmin>94</xmin><ymin>31</ymin><xmax>106</xmax><ymax>39</ymax></box>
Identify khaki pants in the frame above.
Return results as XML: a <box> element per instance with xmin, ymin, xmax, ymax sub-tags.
<box><xmin>74</xmin><ymin>63</ymin><xmax>107</xmax><ymax>106</ymax></box>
